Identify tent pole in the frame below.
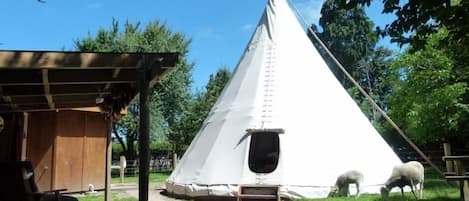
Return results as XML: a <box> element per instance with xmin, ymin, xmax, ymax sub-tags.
<box><xmin>138</xmin><ymin>59</ymin><xmax>150</xmax><ymax>201</ymax></box>
<box><xmin>287</xmin><ymin>0</ymin><xmax>444</xmax><ymax>177</ymax></box>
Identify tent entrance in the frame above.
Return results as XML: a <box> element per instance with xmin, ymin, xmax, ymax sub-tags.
<box><xmin>247</xmin><ymin>128</ymin><xmax>284</xmax><ymax>174</ymax></box>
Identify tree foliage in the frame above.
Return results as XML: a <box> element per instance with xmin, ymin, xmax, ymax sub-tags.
<box><xmin>175</xmin><ymin>67</ymin><xmax>232</xmax><ymax>152</ymax></box>
<box><xmin>75</xmin><ymin>19</ymin><xmax>193</xmax><ymax>160</ymax></box>
<box><xmin>341</xmin><ymin>0</ymin><xmax>469</xmax><ymax>57</ymax></box>
<box><xmin>349</xmin><ymin>47</ymin><xmax>393</xmax><ymax>123</ymax></box>
<box><xmin>310</xmin><ymin>0</ymin><xmax>378</xmax><ymax>88</ymax></box>
<box><xmin>152</xmin><ymin>61</ymin><xmax>193</xmax><ymax>154</ymax></box>
<box><xmin>328</xmin><ymin>0</ymin><xmax>469</xmax><ymax>146</ymax></box>
<box><xmin>385</xmin><ymin>30</ymin><xmax>469</xmax><ymax>145</ymax></box>
<box><xmin>310</xmin><ymin>0</ymin><xmax>393</xmax><ymax>124</ymax></box>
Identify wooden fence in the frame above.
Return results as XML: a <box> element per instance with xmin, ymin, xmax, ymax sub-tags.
<box><xmin>111</xmin><ymin>157</ymin><xmax>172</xmax><ymax>178</ymax></box>
<box><xmin>393</xmin><ymin>144</ymin><xmax>469</xmax><ymax>168</ymax></box>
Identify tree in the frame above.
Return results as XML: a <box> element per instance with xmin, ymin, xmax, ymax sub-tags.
<box><xmin>112</xmin><ymin>103</ymin><xmax>139</xmax><ymax>160</ymax></box>
<box><xmin>349</xmin><ymin>46</ymin><xmax>393</xmax><ymax>123</ymax></box>
<box><xmin>342</xmin><ymin>0</ymin><xmax>469</xmax><ymax>58</ymax></box>
<box><xmin>385</xmin><ymin>30</ymin><xmax>469</xmax><ymax>145</ymax></box>
<box><xmin>333</xmin><ymin>0</ymin><xmax>469</xmax><ymax>148</ymax></box>
<box><xmin>75</xmin><ymin>19</ymin><xmax>193</xmax><ymax>160</ymax></box>
<box><xmin>176</xmin><ymin>67</ymin><xmax>232</xmax><ymax>151</ymax></box>
<box><xmin>152</xmin><ymin>59</ymin><xmax>193</xmax><ymax>156</ymax></box>
<box><xmin>309</xmin><ymin>0</ymin><xmax>378</xmax><ymax>89</ymax></box>
<box><xmin>310</xmin><ymin>0</ymin><xmax>395</xmax><ymax>123</ymax></box>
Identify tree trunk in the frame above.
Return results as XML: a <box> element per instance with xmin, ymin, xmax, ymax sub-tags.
<box><xmin>112</xmin><ymin>124</ymin><xmax>127</xmax><ymax>154</ymax></box>
<box><xmin>126</xmin><ymin>134</ymin><xmax>137</xmax><ymax>161</ymax></box>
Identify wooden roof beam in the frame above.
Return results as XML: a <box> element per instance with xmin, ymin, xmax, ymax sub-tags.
<box><xmin>103</xmin><ymin>67</ymin><xmax>122</xmax><ymax>91</ymax></box>
<box><xmin>0</xmin><ymin>69</ymin><xmax>138</xmax><ymax>86</ymax></box>
<box><xmin>5</xmin><ymin>91</ymin><xmax>111</xmax><ymax>98</ymax></box>
<box><xmin>42</xmin><ymin>69</ymin><xmax>55</xmax><ymax>110</ymax></box>
<box><xmin>0</xmin><ymin>99</ymin><xmax>97</xmax><ymax>107</ymax></box>
<box><xmin>0</xmin><ymin>50</ymin><xmax>177</xmax><ymax>69</ymax></box>
<box><xmin>0</xmin><ymin>85</ymin><xmax>109</xmax><ymax>97</ymax></box>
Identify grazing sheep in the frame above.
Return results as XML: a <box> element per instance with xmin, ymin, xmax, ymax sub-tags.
<box><xmin>329</xmin><ymin>170</ymin><xmax>364</xmax><ymax>197</ymax></box>
<box><xmin>380</xmin><ymin>161</ymin><xmax>424</xmax><ymax>200</ymax></box>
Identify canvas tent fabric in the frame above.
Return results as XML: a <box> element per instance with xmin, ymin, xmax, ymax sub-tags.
<box><xmin>166</xmin><ymin>0</ymin><xmax>403</xmax><ymax>199</ymax></box>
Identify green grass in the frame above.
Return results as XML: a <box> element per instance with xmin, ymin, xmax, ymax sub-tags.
<box><xmin>75</xmin><ymin>171</ymin><xmax>171</xmax><ymax>201</ymax></box>
<box><xmin>296</xmin><ymin>168</ymin><xmax>461</xmax><ymax>201</ymax></box>
<box><xmin>111</xmin><ymin>171</ymin><xmax>172</xmax><ymax>184</ymax></box>
<box><xmin>100</xmin><ymin>168</ymin><xmax>462</xmax><ymax>201</ymax></box>
<box><xmin>77</xmin><ymin>192</ymin><xmax>137</xmax><ymax>201</ymax></box>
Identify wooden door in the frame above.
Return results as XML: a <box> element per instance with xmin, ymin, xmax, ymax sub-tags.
<box><xmin>27</xmin><ymin>112</ymin><xmax>56</xmax><ymax>191</ymax></box>
<box><xmin>54</xmin><ymin>111</ymin><xmax>85</xmax><ymax>192</ymax></box>
<box><xmin>82</xmin><ymin>112</ymin><xmax>107</xmax><ymax>190</ymax></box>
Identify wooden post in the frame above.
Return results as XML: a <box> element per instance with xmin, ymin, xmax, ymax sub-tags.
<box><xmin>105</xmin><ymin>114</ymin><xmax>113</xmax><ymax>201</ymax></box>
<box><xmin>21</xmin><ymin>112</ymin><xmax>29</xmax><ymax>161</ymax></box>
<box><xmin>454</xmin><ymin>160</ymin><xmax>465</xmax><ymax>199</ymax></box>
<box><xmin>172</xmin><ymin>153</ymin><xmax>178</xmax><ymax>169</ymax></box>
<box><xmin>138</xmin><ymin>64</ymin><xmax>150</xmax><ymax>201</ymax></box>
<box><xmin>120</xmin><ymin>155</ymin><xmax>126</xmax><ymax>183</ymax></box>
<box><xmin>464</xmin><ymin>180</ymin><xmax>469</xmax><ymax>201</ymax></box>
<box><xmin>444</xmin><ymin>143</ymin><xmax>453</xmax><ymax>173</ymax></box>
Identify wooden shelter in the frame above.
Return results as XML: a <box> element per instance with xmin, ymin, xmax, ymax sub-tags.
<box><xmin>27</xmin><ymin>110</ymin><xmax>109</xmax><ymax>192</ymax></box>
<box><xmin>0</xmin><ymin>50</ymin><xmax>178</xmax><ymax>201</ymax></box>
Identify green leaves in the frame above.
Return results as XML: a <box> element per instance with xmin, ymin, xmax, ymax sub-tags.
<box><xmin>311</xmin><ymin>0</ymin><xmax>392</xmax><ymax>123</ymax></box>
<box><xmin>343</xmin><ymin>0</ymin><xmax>469</xmax><ymax>60</ymax></box>
<box><xmin>386</xmin><ymin>30</ymin><xmax>469</xmax><ymax>144</ymax></box>
<box><xmin>75</xmin><ymin>19</ymin><xmax>193</xmax><ymax>159</ymax></box>
<box><xmin>175</xmin><ymin>67</ymin><xmax>232</xmax><ymax>149</ymax></box>
<box><xmin>315</xmin><ymin>0</ymin><xmax>469</xmax><ymax>146</ymax></box>
<box><xmin>311</xmin><ymin>0</ymin><xmax>377</xmax><ymax>89</ymax></box>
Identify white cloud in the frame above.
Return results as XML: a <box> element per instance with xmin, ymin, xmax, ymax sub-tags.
<box><xmin>87</xmin><ymin>3</ymin><xmax>103</xmax><ymax>9</ymax></box>
<box><xmin>292</xmin><ymin>0</ymin><xmax>324</xmax><ymax>26</ymax></box>
<box><xmin>240</xmin><ymin>24</ymin><xmax>254</xmax><ymax>33</ymax></box>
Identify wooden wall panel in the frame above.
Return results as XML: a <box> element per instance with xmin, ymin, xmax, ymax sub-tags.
<box><xmin>27</xmin><ymin>112</ymin><xmax>55</xmax><ymax>191</ymax></box>
<box><xmin>54</xmin><ymin>111</ymin><xmax>85</xmax><ymax>192</ymax></box>
<box><xmin>24</xmin><ymin>110</ymin><xmax>108</xmax><ymax>193</ymax></box>
<box><xmin>82</xmin><ymin>113</ymin><xmax>107</xmax><ymax>190</ymax></box>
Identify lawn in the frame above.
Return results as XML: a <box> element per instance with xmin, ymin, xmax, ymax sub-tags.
<box><xmin>111</xmin><ymin>171</ymin><xmax>172</xmax><ymax>184</ymax></box>
<box><xmin>298</xmin><ymin>168</ymin><xmax>461</xmax><ymax>201</ymax></box>
<box><xmin>77</xmin><ymin>171</ymin><xmax>171</xmax><ymax>201</ymax></box>
<box><xmin>76</xmin><ymin>192</ymin><xmax>137</xmax><ymax>201</ymax></box>
<box><xmin>80</xmin><ymin>168</ymin><xmax>461</xmax><ymax>201</ymax></box>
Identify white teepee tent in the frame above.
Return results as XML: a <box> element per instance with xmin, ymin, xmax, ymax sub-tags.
<box><xmin>166</xmin><ymin>0</ymin><xmax>403</xmax><ymax>199</ymax></box>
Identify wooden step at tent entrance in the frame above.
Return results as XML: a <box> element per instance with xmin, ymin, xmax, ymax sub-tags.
<box><xmin>237</xmin><ymin>185</ymin><xmax>281</xmax><ymax>201</ymax></box>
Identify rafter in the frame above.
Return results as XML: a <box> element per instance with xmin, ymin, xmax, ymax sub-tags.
<box><xmin>41</xmin><ymin>69</ymin><xmax>55</xmax><ymax>110</ymax></box>
<box><xmin>0</xmin><ymin>50</ymin><xmax>178</xmax><ymax>112</ymax></box>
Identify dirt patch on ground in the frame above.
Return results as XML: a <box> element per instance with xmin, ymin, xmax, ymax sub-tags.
<box><xmin>113</xmin><ymin>183</ymin><xmax>182</xmax><ymax>201</ymax></box>
<box><xmin>124</xmin><ymin>188</ymin><xmax>181</xmax><ymax>201</ymax></box>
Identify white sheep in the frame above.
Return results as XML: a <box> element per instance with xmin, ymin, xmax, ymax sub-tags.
<box><xmin>329</xmin><ymin>170</ymin><xmax>364</xmax><ymax>197</ymax></box>
<box><xmin>380</xmin><ymin>161</ymin><xmax>424</xmax><ymax>200</ymax></box>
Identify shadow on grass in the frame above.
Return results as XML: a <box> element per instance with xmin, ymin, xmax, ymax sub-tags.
<box><xmin>425</xmin><ymin>178</ymin><xmax>454</xmax><ymax>189</ymax></box>
<box><xmin>423</xmin><ymin>197</ymin><xmax>460</xmax><ymax>201</ymax></box>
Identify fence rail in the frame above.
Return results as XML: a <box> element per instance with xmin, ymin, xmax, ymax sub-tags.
<box><xmin>111</xmin><ymin>144</ymin><xmax>468</xmax><ymax>177</ymax></box>
<box><xmin>394</xmin><ymin>146</ymin><xmax>469</xmax><ymax>168</ymax></box>
<box><xmin>111</xmin><ymin>157</ymin><xmax>172</xmax><ymax>177</ymax></box>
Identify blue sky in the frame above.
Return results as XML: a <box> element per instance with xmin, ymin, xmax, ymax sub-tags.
<box><xmin>0</xmin><ymin>0</ymin><xmax>397</xmax><ymax>90</ymax></box>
